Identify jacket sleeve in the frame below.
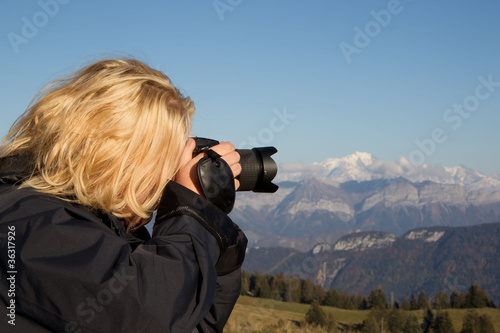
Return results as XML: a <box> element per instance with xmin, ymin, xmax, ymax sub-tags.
<box><xmin>195</xmin><ymin>223</ymin><xmax>247</xmax><ymax>332</ymax></box>
<box><xmin>0</xmin><ymin>181</ymin><xmax>244</xmax><ymax>333</ymax></box>
<box><xmin>155</xmin><ymin>181</ymin><xmax>246</xmax><ymax>332</ymax></box>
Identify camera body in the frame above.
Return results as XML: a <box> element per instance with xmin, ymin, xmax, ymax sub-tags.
<box><xmin>193</xmin><ymin>137</ymin><xmax>278</xmax><ymax>193</ymax></box>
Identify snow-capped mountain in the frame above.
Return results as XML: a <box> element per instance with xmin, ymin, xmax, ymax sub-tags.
<box><xmin>230</xmin><ymin>152</ymin><xmax>500</xmax><ymax>251</ymax></box>
<box><xmin>276</xmin><ymin>152</ymin><xmax>500</xmax><ymax>192</ymax></box>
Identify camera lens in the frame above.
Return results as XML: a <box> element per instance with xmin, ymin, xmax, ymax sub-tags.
<box><xmin>236</xmin><ymin>147</ymin><xmax>278</xmax><ymax>193</ymax></box>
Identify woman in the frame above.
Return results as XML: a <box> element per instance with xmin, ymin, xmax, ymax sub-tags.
<box><xmin>0</xmin><ymin>59</ymin><xmax>246</xmax><ymax>332</ymax></box>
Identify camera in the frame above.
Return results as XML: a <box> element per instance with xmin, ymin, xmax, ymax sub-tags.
<box><xmin>193</xmin><ymin>137</ymin><xmax>278</xmax><ymax>193</ymax></box>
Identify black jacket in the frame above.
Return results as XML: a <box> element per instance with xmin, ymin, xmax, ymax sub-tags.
<box><xmin>0</xmin><ymin>155</ymin><xmax>247</xmax><ymax>332</ymax></box>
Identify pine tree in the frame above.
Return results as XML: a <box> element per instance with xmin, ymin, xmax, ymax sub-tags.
<box><xmin>461</xmin><ymin>310</ymin><xmax>480</xmax><ymax>333</ymax></box>
<box><xmin>277</xmin><ymin>272</ymin><xmax>288</xmax><ymax>301</ymax></box>
<box><xmin>404</xmin><ymin>314</ymin><xmax>423</xmax><ymax>333</ymax></box>
<box><xmin>401</xmin><ymin>297</ymin><xmax>411</xmax><ymax>311</ymax></box>
<box><xmin>418</xmin><ymin>291</ymin><xmax>431</xmax><ymax>309</ymax></box>
<box><xmin>410</xmin><ymin>294</ymin><xmax>419</xmax><ymax>311</ymax></box>
<box><xmin>356</xmin><ymin>292</ymin><xmax>369</xmax><ymax>310</ymax></box>
<box><xmin>362</xmin><ymin>315</ymin><xmax>380</xmax><ymax>333</ymax></box>
<box><xmin>368</xmin><ymin>288</ymin><xmax>387</xmax><ymax>309</ymax></box>
<box><xmin>267</xmin><ymin>275</ymin><xmax>283</xmax><ymax>301</ymax></box>
<box><xmin>450</xmin><ymin>290</ymin><xmax>466</xmax><ymax>309</ymax></box>
<box><xmin>432</xmin><ymin>311</ymin><xmax>455</xmax><ymax>333</ymax></box>
<box><xmin>305</xmin><ymin>300</ymin><xmax>327</xmax><ymax>327</ymax></box>
<box><xmin>300</xmin><ymin>279</ymin><xmax>315</xmax><ymax>304</ymax></box>
<box><xmin>313</xmin><ymin>284</ymin><xmax>326</xmax><ymax>304</ymax></box>
<box><xmin>326</xmin><ymin>313</ymin><xmax>337</xmax><ymax>332</ymax></box>
<box><xmin>323</xmin><ymin>289</ymin><xmax>340</xmax><ymax>307</ymax></box>
<box><xmin>387</xmin><ymin>308</ymin><xmax>405</xmax><ymax>333</ymax></box>
<box><xmin>240</xmin><ymin>271</ymin><xmax>250</xmax><ymax>295</ymax></box>
<box><xmin>254</xmin><ymin>271</ymin><xmax>271</xmax><ymax>298</ymax></box>
<box><xmin>478</xmin><ymin>314</ymin><xmax>495</xmax><ymax>333</ymax></box>
<box><xmin>249</xmin><ymin>271</ymin><xmax>257</xmax><ymax>294</ymax></box>
<box><xmin>433</xmin><ymin>291</ymin><xmax>451</xmax><ymax>309</ymax></box>
<box><xmin>460</xmin><ymin>311</ymin><xmax>495</xmax><ymax>333</ymax></box>
<box><xmin>287</xmin><ymin>277</ymin><xmax>302</xmax><ymax>303</ymax></box>
<box><xmin>363</xmin><ymin>308</ymin><xmax>389</xmax><ymax>333</ymax></box>
<box><xmin>339</xmin><ymin>290</ymin><xmax>354</xmax><ymax>309</ymax></box>
<box><xmin>422</xmin><ymin>309</ymin><xmax>435</xmax><ymax>333</ymax></box>
<box><xmin>465</xmin><ymin>285</ymin><xmax>489</xmax><ymax>308</ymax></box>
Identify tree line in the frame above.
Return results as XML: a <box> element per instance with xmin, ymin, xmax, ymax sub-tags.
<box><xmin>241</xmin><ymin>270</ymin><xmax>496</xmax><ymax>311</ymax></box>
<box><xmin>305</xmin><ymin>302</ymin><xmax>496</xmax><ymax>333</ymax></box>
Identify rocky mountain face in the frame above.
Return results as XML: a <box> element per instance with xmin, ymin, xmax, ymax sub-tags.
<box><xmin>230</xmin><ymin>153</ymin><xmax>500</xmax><ymax>251</ymax></box>
<box><xmin>231</xmin><ymin>177</ymin><xmax>500</xmax><ymax>250</ymax></box>
<box><xmin>242</xmin><ymin>223</ymin><xmax>500</xmax><ymax>305</ymax></box>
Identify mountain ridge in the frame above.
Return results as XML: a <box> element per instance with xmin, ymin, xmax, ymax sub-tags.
<box><xmin>231</xmin><ymin>153</ymin><xmax>500</xmax><ymax>251</ymax></box>
<box><xmin>242</xmin><ymin>222</ymin><xmax>500</xmax><ymax>305</ymax></box>
<box><xmin>232</xmin><ymin>176</ymin><xmax>500</xmax><ymax>250</ymax></box>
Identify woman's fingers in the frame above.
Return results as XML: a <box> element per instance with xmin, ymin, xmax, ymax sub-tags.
<box><xmin>178</xmin><ymin>138</ymin><xmax>197</xmax><ymax>168</ymax></box>
<box><xmin>209</xmin><ymin>141</ymin><xmax>241</xmax><ymax>188</ymax></box>
<box><xmin>175</xmin><ymin>139</ymin><xmax>242</xmax><ymax>194</ymax></box>
<box><xmin>174</xmin><ymin>138</ymin><xmax>204</xmax><ymax>195</ymax></box>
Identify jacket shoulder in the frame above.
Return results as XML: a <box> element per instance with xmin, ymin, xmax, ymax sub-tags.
<box><xmin>0</xmin><ymin>185</ymin><xmax>106</xmax><ymax>230</ymax></box>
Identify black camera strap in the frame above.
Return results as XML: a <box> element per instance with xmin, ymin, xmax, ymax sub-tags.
<box><xmin>196</xmin><ymin>148</ymin><xmax>236</xmax><ymax>214</ymax></box>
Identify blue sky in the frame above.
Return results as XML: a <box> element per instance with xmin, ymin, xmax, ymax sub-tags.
<box><xmin>2</xmin><ymin>0</ymin><xmax>500</xmax><ymax>175</ymax></box>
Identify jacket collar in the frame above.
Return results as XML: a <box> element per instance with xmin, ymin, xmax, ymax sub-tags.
<box><xmin>0</xmin><ymin>152</ymin><xmax>35</xmax><ymax>185</ymax></box>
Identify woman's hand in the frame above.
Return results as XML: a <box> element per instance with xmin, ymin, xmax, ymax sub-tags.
<box><xmin>174</xmin><ymin>138</ymin><xmax>241</xmax><ymax>196</ymax></box>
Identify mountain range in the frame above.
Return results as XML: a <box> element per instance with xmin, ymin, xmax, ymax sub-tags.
<box><xmin>275</xmin><ymin>152</ymin><xmax>500</xmax><ymax>193</ymax></box>
<box><xmin>235</xmin><ymin>154</ymin><xmax>500</xmax><ymax>305</ymax></box>
<box><xmin>242</xmin><ymin>223</ymin><xmax>500</xmax><ymax>305</ymax></box>
<box><xmin>230</xmin><ymin>152</ymin><xmax>500</xmax><ymax>251</ymax></box>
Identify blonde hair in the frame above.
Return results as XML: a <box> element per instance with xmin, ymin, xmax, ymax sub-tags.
<box><xmin>0</xmin><ymin>58</ymin><xmax>194</xmax><ymax>230</ymax></box>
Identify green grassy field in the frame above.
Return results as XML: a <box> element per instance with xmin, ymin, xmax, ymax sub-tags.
<box><xmin>225</xmin><ymin>296</ymin><xmax>500</xmax><ymax>332</ymax></box>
